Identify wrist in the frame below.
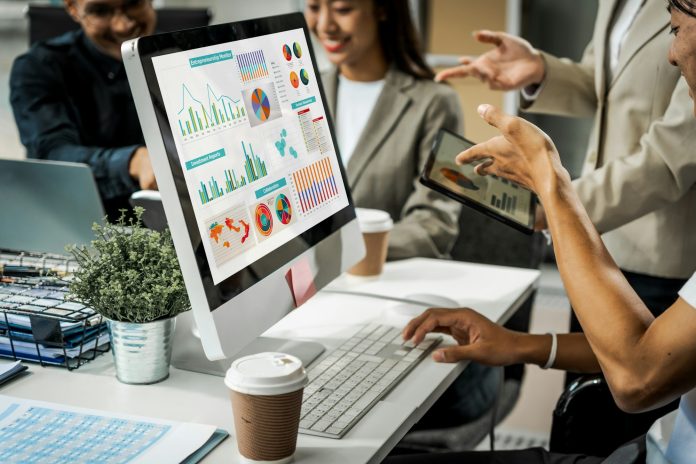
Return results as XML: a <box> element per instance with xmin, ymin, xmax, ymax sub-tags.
<box><xmin>516</xmin><ymin>333</ymin><xmax>553</xmax><ymax>366</ymax></box>
<box><xmin>531</xmin><ymin>51</ymin><xmax>546</xmax><ymax>86</ymax></box>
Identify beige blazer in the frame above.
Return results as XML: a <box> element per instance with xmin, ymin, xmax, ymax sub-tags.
<box><xmin>322</xmin><ymin>67</ymin><xmax>463</xmax><ymax>260</ymax></box>
<box><xmin>526</xmin><ymin>0</ymin><xmax>696</xmax><ymax>278</ymax></box>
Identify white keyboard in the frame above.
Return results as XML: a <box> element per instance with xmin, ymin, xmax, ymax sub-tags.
<box><xmin>299</xmin><ymin>323</ymin><xmax>441</xmax><ymax>438</ymax></box>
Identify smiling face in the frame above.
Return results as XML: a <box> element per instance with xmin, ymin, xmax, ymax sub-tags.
<box><xmin>668</xmin><ymin>3</ymin><xmax>696</xmax><ymax>116</ymax></box>
<box><xmin>64</xmin><ymin>0</ymin><xmax>156</xmax><ymax>61</ymax></box>
<box><xmin>304</xmin><ymin>0</ymin><xmax>387</xmax><ymax>81</ymax></box>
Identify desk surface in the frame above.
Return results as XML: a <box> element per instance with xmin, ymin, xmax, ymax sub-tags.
<box><xmin>2</xmin><ymin>258</ymin><xmax>539</xmax><ymax>464</ymax></box>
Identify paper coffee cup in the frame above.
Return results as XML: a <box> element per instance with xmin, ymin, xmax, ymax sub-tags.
<box><xmin>225</xmin><ymin>352</ymin><xmax>308</xmax><ymax>464</ymax></box>
<box><xmin>348</xmin><ymin>208</ymin><xmax>394</xmax><ymax>277</ymax></box>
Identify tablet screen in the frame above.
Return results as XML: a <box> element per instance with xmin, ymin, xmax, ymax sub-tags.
<box><xmin>424</xmin><ymin>130</ymin><xmax>536</xmax><ymax>231</ymax></box>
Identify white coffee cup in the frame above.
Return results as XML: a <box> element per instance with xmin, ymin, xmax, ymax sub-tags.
<box><xmin>225</xmin><ymin>352</ymin><xmax>308</xmax><ymax>464</ymax></box>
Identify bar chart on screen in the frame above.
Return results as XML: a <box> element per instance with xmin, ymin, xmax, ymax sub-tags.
<box><xmin>237</xmin><ymin>49</ymin><xmax>270</xmax><ymax>83</ymax></box>
<box><xmin>290</xmin><ymin>157</ymin><xmax>339</xmax><ymax>214</ymax></box>
<box><xmin>176</xmin><ymin>83</ymin><xmax>247</xmax><ymax>143</ymax></box>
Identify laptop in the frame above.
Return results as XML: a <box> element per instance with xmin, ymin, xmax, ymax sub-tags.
<box><xmin>0</xmin><ymin>158</ymin><xmax>105</xmax><ymax>256</ymax></box>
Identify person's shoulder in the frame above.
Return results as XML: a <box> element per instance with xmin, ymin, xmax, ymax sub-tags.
<box><xmin>395</xmin><ymin>70</ymin><xmax>457</xmax><ymax>102</ymax></box>
<box><xmin>16</xmin><ymin>30</ymin><xmax>81</xmax><ymax>67</ymax></box>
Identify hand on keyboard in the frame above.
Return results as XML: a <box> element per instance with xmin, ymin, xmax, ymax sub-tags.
<box><xmin>299</xmin><ymin>323</ymin><xmax>440</xmax><ymax>438</ymax></box>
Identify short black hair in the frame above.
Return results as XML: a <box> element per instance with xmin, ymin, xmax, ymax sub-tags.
<box><xmin>669</xmin><ymin>0</ymin><xmax>696</xmax><ymax>18</ymax></box>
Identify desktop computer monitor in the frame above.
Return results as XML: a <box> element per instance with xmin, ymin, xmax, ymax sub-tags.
<box><xmin>122</xmin><ymin>13</ymin><xmax>364</xmax><ymax>372</ymax></box>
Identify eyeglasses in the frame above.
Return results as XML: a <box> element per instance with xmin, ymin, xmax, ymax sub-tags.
<box><xmin>81</xmin><ymin>0</ymin><xmax>152</xmax><ymax>25</ymax></box>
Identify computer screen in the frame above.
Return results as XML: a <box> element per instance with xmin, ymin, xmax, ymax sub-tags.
<box><xmin>123</xmin><ymin>13</ymin><xmax>364</xmax><ymax>365</ymax></box>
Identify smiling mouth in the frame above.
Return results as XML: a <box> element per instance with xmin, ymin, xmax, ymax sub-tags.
<box><xmin>322</xmin><ymin>37</ymin><xmax>349</xmax><ymax>53</ymax></box>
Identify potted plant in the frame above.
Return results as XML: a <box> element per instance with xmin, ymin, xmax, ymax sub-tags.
<box><xmin>67</xmin><ymin>207</ymin><xmax>189</xmax><ymax>384</ymax></box>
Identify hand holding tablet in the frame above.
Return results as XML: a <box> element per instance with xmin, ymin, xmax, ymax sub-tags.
<box><xmin>420</xmin><ymin>129</ymin><xmax>538</xmax><ymax>234</ymax></box>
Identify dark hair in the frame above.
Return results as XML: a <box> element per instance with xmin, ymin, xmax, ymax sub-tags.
<box><xmin>375</xmin><ymin>0</ymin><xmax>434</xmax><ymax>80</ymax></box>
<box><xmin>669</xmin><ymin>0</ymin><xmax>696</xmax><ymax>18</ymax></box>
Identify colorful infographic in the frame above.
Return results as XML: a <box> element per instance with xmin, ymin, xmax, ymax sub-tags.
<box><xmin>274</xmin><ymin>128</ymin><xmax>298</xmax><ymax>159</ymax></box>
<box><xmin>152</xmin><ymin>28</ymin><xmax>350</xmax><ymax>284</ymax></box>
<box><xmin>251</xmin><ymin>186</ymin><xmax>297</xmax><ymax>242</ymax></box>
<box><xmin>254</xmin><ymin>203</ymin><xmax>274</xmax><ymax>237</ymax></box>
<box><xmin>243</xmin><ymin>82</ymin><xmax>282</xmax><ymax>127</ymax></box>
<box><xmin>293</xmin><ymin>42</ymin><xmax>302</xmax><ymax>59</ymax></box>
<box><xmin>299</xmin><ymin>69</ymin><xmax>310</xmax><ymax>85</ymax></box>
<box><xmin>282</xmin><ymin>44</ymin><xmax>292</xmax><ymax>61</ymax></box>
<box><xmin>291</xmin><ymin>157</ymin><xmax>339</xmax><ymax>214</ymax></box>
<box><xmin>206</xmin><ymin>204</ymin><xmax>255</xmax><ymax>266</ymax></box>
<box><xmin>275</xmin><ymin>193</ymin><xmax>293</xmax><ymax>224</ymax></box>
<box><xmin>289</xmin><ymin>71</ymin><xmax>300</xmax><ymax>89</ymax></box>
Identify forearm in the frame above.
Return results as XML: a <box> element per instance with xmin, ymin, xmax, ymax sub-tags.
<box><xmin>516</xmin><ymin>332</ymin><xmax>600</xmax><ymax>373</ymax></box>
<box><xmin>387</xmin><ymin>200</ymin><xmax>460</xmax><ymax>260</ymax></box>
<box><xmin>541</xmin><ymin>179</ymin><xmax>655</xmax><ymax>387</ymax></box>
<box><xmin>34</xmin><ymin>142</ymin><xmax>140</xmax><ymax>200</ymax></box>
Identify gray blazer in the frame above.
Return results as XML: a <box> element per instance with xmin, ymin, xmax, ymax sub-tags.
<box><xmin>321</xmin><ymin>67</ymin><xmax>464</xmax><ymax>260</ymax></box>
<box><xmin>525</xmin><ymin>0</ymin><xmax>696</xmax><ymax>278</ymax></box>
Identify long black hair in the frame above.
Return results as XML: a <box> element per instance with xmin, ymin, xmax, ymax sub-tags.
<box><xmin>669</xmin><ymin>0</ymin><xmax>696</xmax><ymax>18</ymax></box>
<box><xmin>374</xmin><ymin>0</ymin><xmax>434</xmax><ymax>80</ymax></box>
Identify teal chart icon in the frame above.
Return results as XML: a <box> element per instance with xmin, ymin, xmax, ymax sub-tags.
<box><xmin>274</xmin><ymin>128</ymin><xmax>298</xmax><ymax>159</ymax></box>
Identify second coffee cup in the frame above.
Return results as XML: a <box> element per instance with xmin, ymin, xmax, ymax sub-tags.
<box><xmin>348</xmin><ymin>208</ymin><xmax>394</xmax><ymax>278</ymax></box>
<box><xmin>225</xmin><ymin>352</ymin><xmax>308</xmax><ymax>464</ymax></box>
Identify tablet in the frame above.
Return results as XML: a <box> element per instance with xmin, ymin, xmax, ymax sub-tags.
<box><xmin>420</xmin><ymin>129</ymin><xmax>537</xmax><ymax>234</ymax></box>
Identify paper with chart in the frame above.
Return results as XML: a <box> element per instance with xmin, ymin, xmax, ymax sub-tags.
<box><xmin>0</xmin><ymin>395</ymin><xmax>224</xmax><ymax>463</ymax></box>
<box><xmin>152</xmin><ymin>28</ymin><xmax>349</xmax><ymax>284</ymax></box>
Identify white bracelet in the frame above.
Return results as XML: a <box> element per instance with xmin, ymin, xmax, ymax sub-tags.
<box><xmin>542</xmin><ymin>332</ymin><xmax>557</xmax><ymax>370</ymax></box>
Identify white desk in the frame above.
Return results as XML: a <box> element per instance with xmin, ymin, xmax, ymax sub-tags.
<box><xmin>2</xmin><ymin>258</ymin><xmax>539</xmax><ymax>464</ymax></box>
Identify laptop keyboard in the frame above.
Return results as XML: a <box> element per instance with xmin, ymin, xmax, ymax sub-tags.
<box><xmin>299</xmin><ymin>323</ymin><xmax>440</xmax><ymax>439</ymax></box>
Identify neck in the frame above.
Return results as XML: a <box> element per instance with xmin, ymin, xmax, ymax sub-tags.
<box><xmin>339</xmin><ymin>47</ymin><xmax>388</xmax><ymax>82</ymax></box>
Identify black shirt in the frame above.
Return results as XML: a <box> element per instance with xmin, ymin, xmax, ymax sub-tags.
<box><xmin>10</xmin><ymin>30</ymin><xmax>143</xmax><ymax>219</ymax></box>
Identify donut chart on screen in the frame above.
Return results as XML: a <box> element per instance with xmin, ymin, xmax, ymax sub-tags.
<box><xmin>299</xmin><ymin>69</ymin><xmax>310</xmax><ymax>85</ymax></box>
<box><xmin>251</xmin><ymin>88</ymin><xmax>271</xmax><ymax>121</ymax></box>
<box><xmin>254</xmin><ymin>203</ymin><xmax>273</xmax><ymax>236</ymax></box>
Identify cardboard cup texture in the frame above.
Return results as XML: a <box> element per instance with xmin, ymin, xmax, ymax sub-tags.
<box><xmin>230</xmin><ymin>388</ymin><xmax>304</xmax><ymax>462</ymax></box>
<box><xmin>348</xmin><ymin>230</ymin><xmax>390</xmax><ymax>277</ymax></box>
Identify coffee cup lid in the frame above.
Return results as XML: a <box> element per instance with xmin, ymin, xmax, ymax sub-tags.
<box><xmin>355</xmin><ymin>208</ymin><xmax>393</xmax><ymax>233</ymax></box>
<box><xmin>225</xmin><ymin>352</ymin><xmax>308</xmax><ymax>396</ymax></box>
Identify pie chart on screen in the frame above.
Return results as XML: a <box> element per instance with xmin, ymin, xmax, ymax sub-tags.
<box><xmin>293</xmin><ymin>42</ymin><xmax>302</xmax><ymax>58</ymax></box>
<box><xmin>289</xmin><ymin>71</ymin><xmax>300</xmax><ymax>89</ymax></box>
<box><xmin>275</xmin><ymin>194</ymin><xmax>292</xmax><ymax>224</ymax></box>
<box><xmin>251</xmin><ymin>88</ymin><xmax>271</xmax><ymax>121</ymax></box>
<box><xmin>300</xmin><ymin>69</ymin><xmax>310</xmax><ymax>85</ymax></box>
<box><xmin>282</xmin><ymin>44</ymin><xmax>292</xmax><ymax>61</ymax></box>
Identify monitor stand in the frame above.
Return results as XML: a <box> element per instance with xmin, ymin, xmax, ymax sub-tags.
<box><xmin>170</xmin><ymin>311</ymin><xmax>325</xmax><ymax>377</ymax></box>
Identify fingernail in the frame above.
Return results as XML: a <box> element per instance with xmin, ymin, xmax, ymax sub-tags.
<box><xmin>477</xmin><ymin>104</ymin><xmax>490</xmax><ymax>117</ymax></box>
<box><xmin>432</xmin><ymin>351</ymin><xmax>444</xmax><ymax>362</ymax></box>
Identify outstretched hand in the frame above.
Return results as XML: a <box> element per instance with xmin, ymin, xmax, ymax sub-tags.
<box><xmin>435</xmin><ymin>30</ymin><xmax>545</xmax><ymax>90</ymax></box>
<box><xmin>455</xmin><ymin>104</ymin><xmax>569</xmax><ymax>197</ymax></box>
<box><xmin>402</xmin><ymin>307</ymin><xmax>523</xmax><ymax>365</ymax></box>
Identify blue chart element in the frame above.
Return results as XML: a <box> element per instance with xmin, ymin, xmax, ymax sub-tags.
<box><xmin>274</xmin><ymin>128</ymin><xmax>298</xmax><ymax>159</ymax></box>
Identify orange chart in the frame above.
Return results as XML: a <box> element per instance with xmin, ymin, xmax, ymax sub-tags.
<box><xmin>289</xmin><ymin>71</ymin><xmax>300</xmax><ymax>89</ymax></box>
